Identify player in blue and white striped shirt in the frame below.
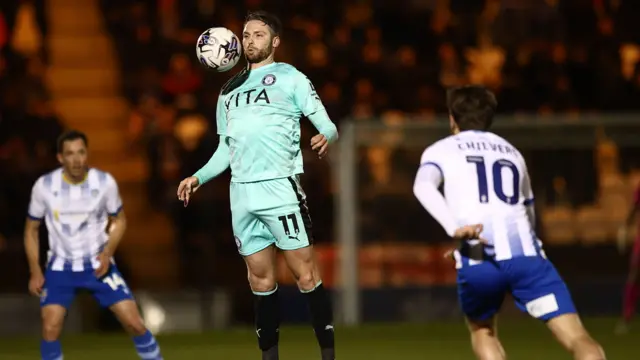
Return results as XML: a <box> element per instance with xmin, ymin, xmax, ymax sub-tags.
<box><xmin>413</xmin><ymin>86</ymin><xmax>605</xmax><ymax>360</ymax></box>
<box><xmin>24</xmin><ymin>130</ymin><xmax>163</xmax><ymax>360</ymax></box>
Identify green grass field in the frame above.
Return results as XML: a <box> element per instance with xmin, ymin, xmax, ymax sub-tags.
<box><xmin>0</xmin><ymin>318</ymin><xmax>633</xmax><ymax>359</ymax></box>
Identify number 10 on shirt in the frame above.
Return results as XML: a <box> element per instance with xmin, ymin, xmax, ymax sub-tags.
<box><xmin>466</xmin><ymin>156</ymin><xmax>520</xmax><ymax>205</ymax></box>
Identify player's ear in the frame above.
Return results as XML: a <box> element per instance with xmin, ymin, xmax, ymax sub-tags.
<box><xmin>56</xmin><ymin>153</ymin><xmax>63</xmax><ymax>165</ymax></box>
<box><xmin>272</xmin><ymin>35</ymin><xmax>280</xmax><ymax>49</ymax></box>
<box><xmin>449</xmin><ymin>114</ymin><xmax>459</xmax><ymax>135</ymax></box>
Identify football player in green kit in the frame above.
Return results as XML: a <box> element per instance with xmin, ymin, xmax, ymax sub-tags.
<box><xmin>177</xmin><ymin>11</ymin><xmax>338</xmax><ymax>360</ymax></box>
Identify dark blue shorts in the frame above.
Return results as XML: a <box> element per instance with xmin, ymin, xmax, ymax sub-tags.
<box><xmin>457</xmin><ymin>255</ymin><xmax>576</xmax><ymax>322</ymax></box>
<box><xmin>41</xmin><ymin>264</ymin><xmax>133</xmax><ymax>309</ymax></box>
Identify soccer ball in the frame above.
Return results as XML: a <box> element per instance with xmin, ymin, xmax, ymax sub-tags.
<box><xmin>196</xmin><ymin>27</ymin><xmax>242</xmax><ymax>72</ymax></box>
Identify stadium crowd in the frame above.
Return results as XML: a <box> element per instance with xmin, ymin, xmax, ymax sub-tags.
<box><xmin>98</xmin><ymin>0</ymin><xmax>640</xmax><ymax>242</ymax></box>
<box><xmin>1</xmin><ymin>0</ymin><xmax>640</xmax><ymax>288</ymax></box>
<box><xmin>0</xmin><ymin>1</ymin><xmax>60</xmax><ymax>289</ymax></box>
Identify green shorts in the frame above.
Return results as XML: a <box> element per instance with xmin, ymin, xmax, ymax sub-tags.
<box><xmin>230</xmin><ymin>176</ymin><xmax>313</xmax><ymax>256</ymax></box>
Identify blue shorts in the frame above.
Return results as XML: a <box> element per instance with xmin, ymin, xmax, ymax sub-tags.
<box><xmin>41</xmin><ymin>264</ymin><xmax>133</xmax><ymax>309</ymax></box>
<box><xmin>457</xmin><ymin>255</ymin><xmax>576</xmax><ymax>322</ymax></box>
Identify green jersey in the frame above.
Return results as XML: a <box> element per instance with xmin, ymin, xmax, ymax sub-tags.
<box><xmin>216</xmin><ymin>62</ymin><xmax>337</xmax><ymax>183</ymax></box>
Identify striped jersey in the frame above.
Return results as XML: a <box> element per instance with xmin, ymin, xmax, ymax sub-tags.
<box><xmin>28</xmin><ymin>168</ymin><xmax>123</xmax><ymax>272</ymax></box>
<box><xmin>417</xmin><ymin>130</ymin><xmax>541</xmax><ymax>262</ymax></box>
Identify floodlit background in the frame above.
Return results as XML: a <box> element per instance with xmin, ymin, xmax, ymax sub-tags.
<box><xmin>1</xmin><ymin>0</ymin><xmax>640</xmax><ymax>358</ymax></box>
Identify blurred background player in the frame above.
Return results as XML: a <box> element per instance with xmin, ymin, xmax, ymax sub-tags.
<box><xmin>413</xmin><ymin>86</ymin><xmax>605</xmax><ymax>360</ymax></box>
<box><xmin>176</xmin><ymin>11</ymin><xmax>338</xmax><ymax>360</ymax></box>
<box><xmin>24</xmin><ymin>130</ymin><xmax>163</xmax><ymax>360</ymax></box>
<box><xmin>616</xmin><ymin>182</ymin><xmax>640</xmax><ymax>333</ymax></box>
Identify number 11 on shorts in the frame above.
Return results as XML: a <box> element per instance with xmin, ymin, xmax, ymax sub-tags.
<box><xmin>278</xmin><ymin>213</ymin><xmax>300</xmax><ymax>239</ymax></box>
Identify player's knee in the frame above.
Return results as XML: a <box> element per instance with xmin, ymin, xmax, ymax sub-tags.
<box><xmin>469</xmin><ymin>322</ymin><xmax>505</xmax><ymax>360</ymax></box>
<box><xmin>572</xmin><ymin>335</ymin><xmax>605</xmax><ymax>360</ymax></box>
<box><xmin>42</xmin><ymin>317</ymin><xmax>64</xmax><ymax>341</ymax></box>
<box><xmin>248</xmin><ymin>272</ymin><xmax>276</xmax><ymax>293</ymax></box>
<box><xmin>296</xmin><ymin>270</ymin><xmax>319</xmax><ymax>292</ymax></box>
<box><xmin>471</xmin><ymin>335</ymin><xmax>505</xmax><ymax>360</ymax></box>
<box><xmin>41</xmin><ymin>307</ymin><xmax>65</xmax><ymax>341</ymax></box>
<box><xmin>475</xmin><ymin>351</ymin><xmax>505</xmax><ymax>360</ymax></box>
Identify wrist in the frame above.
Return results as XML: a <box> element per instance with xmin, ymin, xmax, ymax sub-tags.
<box><xmin>102</xmin><ymin>246</ymin><xmax>116</xmax><ymax>257</ymax></box>
<box><xmin>29</xmin><ymin>266</ymin><xmax>42</xmax><ymax>276</ymax></box>
<box><xmin>193</xmin><ymin>173</ymin><xmax>204</xmax><ymax>186</ymax></box>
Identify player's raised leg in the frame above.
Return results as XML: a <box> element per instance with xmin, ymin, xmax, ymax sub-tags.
<box><xmin>92</xmin><ymin>265</ymin><xmax>163</xmax><ymax>360</ymax></box>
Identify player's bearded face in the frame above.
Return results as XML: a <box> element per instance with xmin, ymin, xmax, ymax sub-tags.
<box><xmin>245</xmin><ymin>41</ymin><xmax>272</xmax><ymax>63</ymax></box>
<box><xmin>57</xmin><ymin>139</ymin><xmax>88</xmax><ymax>181</ymax></box>
<box><xmin>243</xmin><ymin>21</ymin><xmax>277</xmax><ymax>63</ymax></box>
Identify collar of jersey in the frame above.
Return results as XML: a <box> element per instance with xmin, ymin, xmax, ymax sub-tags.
<box><xmin>248</xmin><ymin>62</ymin><xmax>278</xmax><ymax>74</ymax></box>
<box><xmin>62</xmin><ymin>171</ymin><xmax>88</xmax><ymax>185</ymax></box>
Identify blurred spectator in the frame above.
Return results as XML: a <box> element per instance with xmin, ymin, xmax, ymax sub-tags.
<box><xmin>10</xmin><ymin>0</ymin><xmax>43</xmax><ymax>59</ymax></box>
<box><xmin>0</xmin><ymin>1</ymin><xmax>52</xmax><ymax>255</ymax></box>
<box><xmin>22</xmin><ymin>96</ymin><xmax>63</xmax><ymax>171</ymax></box>
<box><xmin>162</xmin><ymin>53</ymin><xmax>202</xmax><ymax>103</ymax></box>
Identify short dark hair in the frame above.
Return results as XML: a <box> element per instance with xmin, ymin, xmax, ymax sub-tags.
<box><xmin>447</xmin><ymin>85</ymin><xmax>497</xmax><ymax>131</ymax></box>
<box><xmin>57</xmin><ymin>130</ymin><xmax>88</xmax><ymax>153</ymax></box>
<box><xmin>245</xmin><ymin>11</ymin><xmax>282</xmax><ymax>36</ymax></box>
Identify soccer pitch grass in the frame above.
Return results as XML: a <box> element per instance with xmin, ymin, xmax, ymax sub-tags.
<box><xmin>0</xmin><ymin>318</ymin><xmax>633</xmax><ymax>359</ymax></box>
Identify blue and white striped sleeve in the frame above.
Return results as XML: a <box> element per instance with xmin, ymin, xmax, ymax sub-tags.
<box><xmin>27</xmin><ymin>178</ymin><xmax>45</xmax><ymax>221</ymax></box>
